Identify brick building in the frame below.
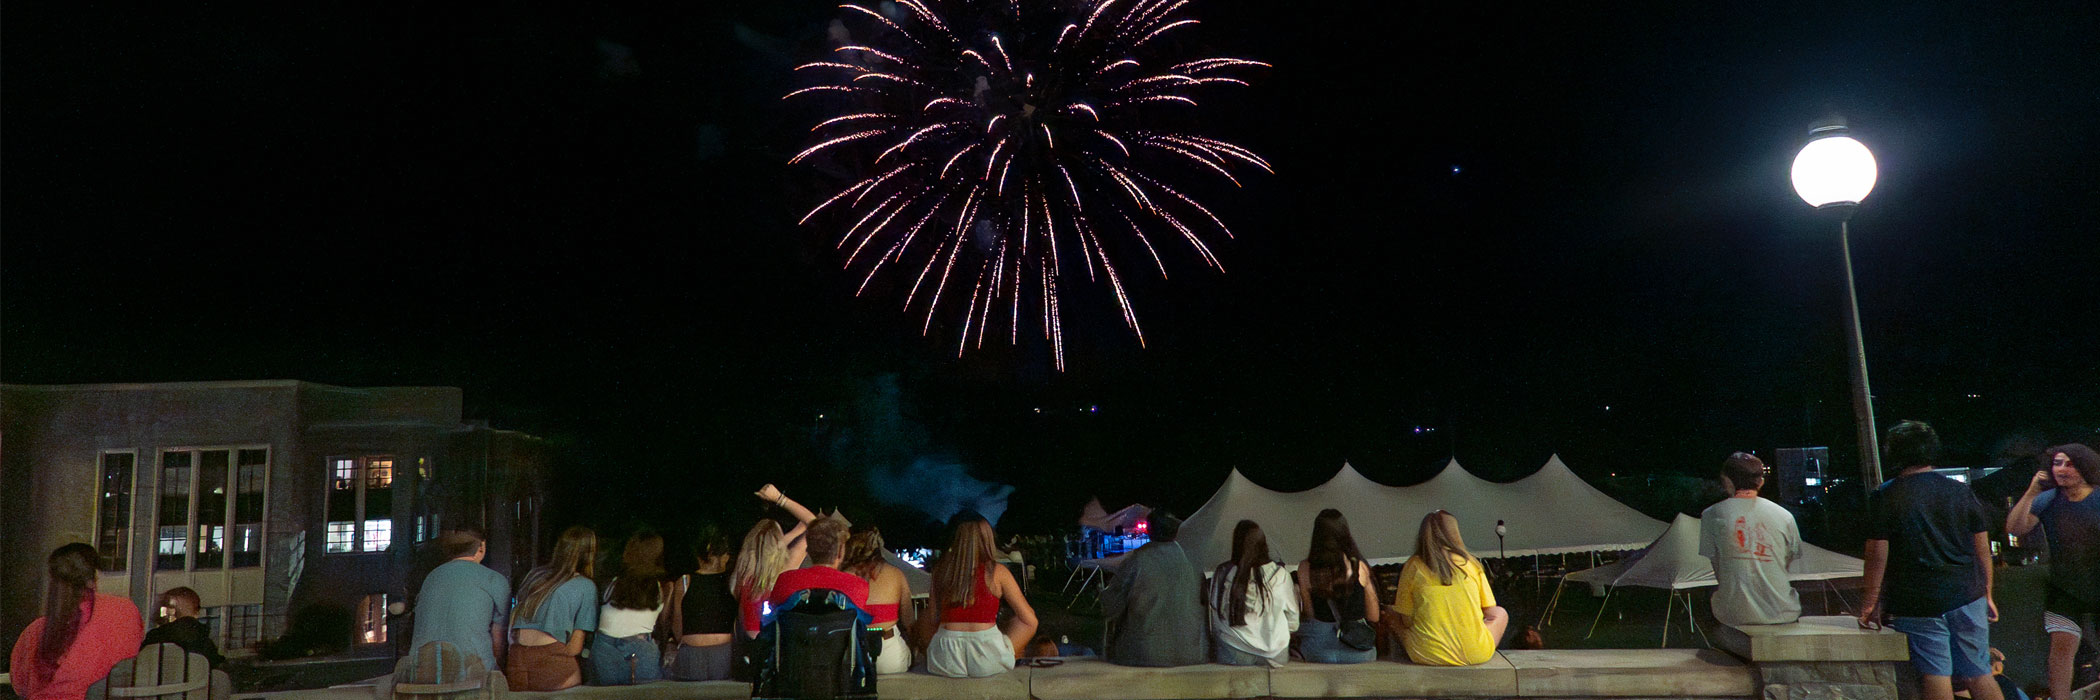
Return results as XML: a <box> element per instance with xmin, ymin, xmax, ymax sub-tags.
<box><xmin>0</xmin><ymin>380</ymin><xmax>549</xmax><ymax>664</ymax></box>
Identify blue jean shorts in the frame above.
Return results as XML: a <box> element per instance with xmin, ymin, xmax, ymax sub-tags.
<box><xmin>1887</xmin><ymin>596</ymin><xmax>1991</xmax><ymax>678</ymax></box>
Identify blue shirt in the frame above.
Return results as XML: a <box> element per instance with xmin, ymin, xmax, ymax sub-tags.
<box><xmin>2031</xmin><ymin>489</ymin><xmax>2100</xmax><ymax>611</ymax></box>
<box><xmin>511</xmin><ymin>575</ymin><xmax>598</xmax><ymax>640</ymax></box>
<box><xmin>411</xmin><ymin>559</ymin><xmax>511</xmax><ymax>670</ymax></box>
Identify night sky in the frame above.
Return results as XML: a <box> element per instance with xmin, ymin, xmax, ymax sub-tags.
<box><xmin>6</xmin><ymin>3</ymin><xmax>2096</xmax><ymax>544</ymax></box>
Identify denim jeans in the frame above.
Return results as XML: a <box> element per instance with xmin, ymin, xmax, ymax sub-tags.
<box><xmin>588</xmin><ymin>633</ymin><xmax>662</xmax><ymax>685</ymax></box>
<box><xmin>1295</xmin><ymin>619</ymin><xmax>1376</xmax><ymax>664</ymax></box>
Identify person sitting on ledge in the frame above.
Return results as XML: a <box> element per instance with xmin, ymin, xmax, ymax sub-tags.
<box><xmin>765</xmin><ymin>515</ymin><xmax>869</xmax><ymax>611</ymax></box>
<box><xmin>1294</xmin><ymin>508</ymin><xmax>1380</xmax><ymax>664</ymax></box>
<box><xmin>1392</xmin><ymin>510</ymin><xmax>1507</xmax><ymax>666</ymax></box>
<box><xmin>1103</xmin><ymin>510</ymin><xmax>1206</xmax><ymax>667</ymax></box>
<box><xmin>1208</xmin><ymin>519</ymin><xmax>1298</xmax><ymax>668</ymax></box>
<box><xmin>842</xmin><ymin>526</ymin><xmax>917</xmax><ymax>675</ymax></box>
<box><xmin>1699</xmin><ymin>451</ymin><xmax>1803</xmax><ymax>627</ymax></box>
<box><xmin>926</xmin><ymin>511</ymin><xmax>1038</xmax><ymax>678</ymax></box>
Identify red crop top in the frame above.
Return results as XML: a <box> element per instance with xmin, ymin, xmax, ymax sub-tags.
<box><xmin>939</xmin><ymin>564</ymin><xmax>1001</xmax><ymax>624</ymax></box>
<box><xmin>863</xmin><ymin>602</ymin><xmax>899</xmax><ymax>627</ymax></box>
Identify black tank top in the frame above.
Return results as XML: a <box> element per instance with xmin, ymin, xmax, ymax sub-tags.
<box><xmin>1309</xmin><ymin>560</ymin><xmax>1369</xmax><ymax>623</ymax></box>
<box><xmin>681</xmin><ymin>572</ymin><xmax>738</xmax><ymax>635</ymax></box>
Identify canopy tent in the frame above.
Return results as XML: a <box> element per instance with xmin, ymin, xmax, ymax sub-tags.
<box><xmin>882</xmin><ymin>548</ymin><xmax>932</xmax><ymax>598</ymax></box>
<box><xmin>1562</xmin><ymin>513</ymin><xmax>1863</xmax><ymax>592</ymax></box>
<box><xmin>1547</xmin><ymin>513</ymin><xmax>1864</xmax><ymax>645</ymax></box>
<box><xmin>1176</xmin><ymin>456</ymin><xmax>1671</xmax><ymax>569</ymax></box>
<box><xmin>1079</xmin><ymin>498</ymin><xmax>1152</xmax><ymax>533</ymax></box>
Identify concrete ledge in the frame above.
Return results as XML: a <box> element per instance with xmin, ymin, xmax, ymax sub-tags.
<box><xmin>1029</xmin><ymin>659</ymin><xmax>1268</xmax><ymax>699</ymax></box>
<box><xmin>1713</xmin><ymin>616</ymin><xmax>1909</xmax><ymax>663</ymax></box>
<box><xmin>1269</xmin><ymin>654</ymin><xmax>1518</xmax><ymax>698</ymax></box>
<box><xmin>507</xmin><ymin>681</ymin><xmax>750</xmax><ymax>699</ymax></box>
<box><xmin>881</xmin><ymin>667</ymin><xmax>1031</xmax><ymax>700</ymax></box>
<box><xmin>1505</xmin><ymin>649</ymin><xmax>1755</xmax><ymax>697</ymax></box>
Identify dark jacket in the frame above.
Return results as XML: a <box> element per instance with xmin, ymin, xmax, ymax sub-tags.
<box><xmin>143</xmin><ymin>617</ymin><xmax>226</xmax><ymax>669</ymax></box>
<box><xmin>1102</xmin><ymin>541</ymin><xmax>1206</xmax><ymax>667</ymax></box>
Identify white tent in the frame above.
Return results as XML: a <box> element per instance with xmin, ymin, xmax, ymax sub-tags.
<box><xmin>1079</xmin><ymin>498</ymin><xmax>1152</xmax><ymax>533</ymax></box>
<box><xmin>1176</xmin><ymin>456</ymin><xmax>1671</xmax><ymax>569</ymax></box>
<box><xmin>1551</xmin><ymin>513</ymin><xmax>1864</xmax><ymax>644</ymax></box>
<box><xmin>1564</xmin><ymin>512</ymin><xmax>1862</xmax><ymax>592</ymax></box>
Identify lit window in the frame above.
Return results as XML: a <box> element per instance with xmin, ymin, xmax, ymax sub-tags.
<box><xmin>362</xmin><ymin>519</ymin><xmax>392</xmax><ymax>552</ymax></box>
<box><xmin>367</xmin><ymin>460</ymin><xmax>393</xmax><ymax>489</ymax></box>
<box><xmin>358</xmin><ymin>594</ymin><xmax>389</xmax><ymax>644</ymax></box>
<box><xmin>326</xmin><ymin>521</ymin><xmax>357</xmax><ymax>553</ymax></box>
<box><xmin>1803</xmin><ymin>477</ymin><xmax>1821</xmax><ymax>486</ymax></box>
<box><xmin>97</xmin><ymin>452</ymin><xmax>137</xmax><ymax>572</ymax></box>
<box><xmin>333</xmin><ymin>459</ymin><xmax>357</xmax><ymax>490</ymax></box>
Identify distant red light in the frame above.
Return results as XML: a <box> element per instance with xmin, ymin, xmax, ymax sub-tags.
<box><xmin>1134</xmin><ymin>520</ymin><xmax>1149</xmax><ymax>533</ymax></box>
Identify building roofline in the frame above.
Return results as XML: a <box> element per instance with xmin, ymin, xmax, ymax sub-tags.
<box><xmin>2</xmin><ymin>379</ymin><xmax>461</xmax><ymax>393</ymax></box>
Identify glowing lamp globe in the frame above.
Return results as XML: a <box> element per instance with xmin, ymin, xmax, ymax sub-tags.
<box><xmin>1791</xmin><ymin>134</ymin><xmax>1878</xmax><ymax>208</ymax></box>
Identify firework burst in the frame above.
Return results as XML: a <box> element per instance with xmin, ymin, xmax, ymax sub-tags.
<box><xmin>789</xmin><ymin>0</ymin><xmax>1270</xmax><ymax>370</ymax></box>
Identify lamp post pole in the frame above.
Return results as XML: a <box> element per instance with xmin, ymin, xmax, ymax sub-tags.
<box><xmin>1835</xmin><ymin>215</ymin><xmax>1882</xmax><ymax>487</ymax></box>
<box><xmin>1791</xmin><ymin>118</ymin><xmax>1883</xmax><ymax>492</ymax></box>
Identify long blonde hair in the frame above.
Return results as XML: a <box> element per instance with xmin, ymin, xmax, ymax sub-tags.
<box><xmin>1413</xmin><ymin>510</ymin><xmax>1477</xmax><ymax>586</ymax></box>
<box><xmin>732</xmin><ymin>520</ymin><xmax>789</xmax><ymax>601</ymax></box>
<box><xmin>515</xmin><ymin>526</ymin><xmax>597</xmax><ymax>623</ymax></box>
<box><xmin>932</xmin><ymin>516</ymin><xmax>1000</xmax><ymax>609</ymax></box>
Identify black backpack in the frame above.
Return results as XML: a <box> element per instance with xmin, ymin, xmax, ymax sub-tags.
<box><xmin>751</xmin><ymin>588</ymin><xmax>880</xmax><ymax>700</ymax></box>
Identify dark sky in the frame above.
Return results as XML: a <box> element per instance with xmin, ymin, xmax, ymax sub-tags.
<box><xmin>6</xmin><ymin>2</ymin><xmax>2096</xmax><ymax>541</ymax></box>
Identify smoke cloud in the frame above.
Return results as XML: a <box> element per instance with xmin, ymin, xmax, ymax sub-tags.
<box><xmin>828</xmin><ymin>374</ymin><xmax>1013</xmax><ymax>526</ymax></box>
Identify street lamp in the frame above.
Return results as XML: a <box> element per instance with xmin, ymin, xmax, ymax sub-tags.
<box><xmin>1790</xmin><ymin>118</ymin><xmax>1883</xmax><ymax>488</ymax></box>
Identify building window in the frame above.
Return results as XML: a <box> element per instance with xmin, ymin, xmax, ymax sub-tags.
<box><xmin>326</xmin><ymin>521</ymin><xmax>357</xmax><ymax>553</ymax></box>
<box><xmin>358</xmin><ymin>594</ymin><xmax>389</xmax><ymax>644</ymax></box>
<box><xmin>158</xmin><ymin>448</ymin><xmax>270</xmax><ymax>572</ymax></box>
<box><xmin>324</xmin><ymin>456</ymin><xmax>396</xmax><ymax>554</ymax></box>
<box><xmin>97</xmin><ymin>452</ymin><xmax>137</xmax><ymax>572</ymax></box>
<box><xmin>223</xmin><ymin>604</ymin><xmax>263</xmax><ymax>652</ymax></box>
<box><xmin>157</xmin><ymin>452</ymin><xmax>193</xmax><ymax>571</ymax></box>
<box><xmin>361</xmin><ymin>519</ymin><xmax>392</xmax><ymax>553</ymax></box>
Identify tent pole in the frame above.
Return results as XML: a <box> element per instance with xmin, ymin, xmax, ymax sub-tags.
<box><xmin>1689</xmin><ymin>591</ymin><xmax>1711</xmax><ymax>648</ymax></box>
<box><xmin>1540</xmin><ymin>578</ymin><xmax>1566</xmax><ymax>628</ymax></box>
<box><xmin>1585</xmin><ymin>587</ymin><xmax>1615</xmax><ymax>640</ymax></box>
<box><xmin>1662</xmin><ymin>591</ymin><xmax>1674</xmax><ymax>647</ymax></box>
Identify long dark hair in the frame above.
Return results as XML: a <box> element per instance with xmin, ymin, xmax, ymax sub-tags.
<box><xmin>607</xmin><ymin>531</ymin><xmax>667</xmax><ymax>610</ymax></box>
<box><xmin>1213</xmin><ymin>520</ymin><xmax>1271</xmax><ymax>627</ymax></box>
<box><xmin>1306</xmin><ymin>509</ymin><xmax>1365</xmax><ymax>597</ymax></box>
<box><xmin>37</xmin><ymin>543</ymin><xmax>100</xmax><ymax>682</ymax></box>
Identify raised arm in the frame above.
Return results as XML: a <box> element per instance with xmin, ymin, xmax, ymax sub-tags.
<box><xmin>755</xmin><ymin>484</ymin><xmax>818</xmax><ymax>556</ymax></box>
<box><xmin>2006</xmin><ymin>471</ymin><xmax>2050</xmax><ymax>536</ymax></box>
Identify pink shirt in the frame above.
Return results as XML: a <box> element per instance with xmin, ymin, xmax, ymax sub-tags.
<box><xmin>9</xmin><ymin>593</ymin><xmax>147</xmax><ymax>700</ymax></box>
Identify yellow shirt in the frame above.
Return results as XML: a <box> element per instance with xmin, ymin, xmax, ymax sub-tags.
<box><xmin>1392</xmin><ymin>554</ymin><xmax>1497</xmax><ymax>666</ymax></box>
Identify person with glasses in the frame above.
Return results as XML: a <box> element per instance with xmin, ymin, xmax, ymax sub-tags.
<box><xmin>1699</xmin><ymin>452</ymin><xmax>1803</xmax><ymax>627</ymax></box>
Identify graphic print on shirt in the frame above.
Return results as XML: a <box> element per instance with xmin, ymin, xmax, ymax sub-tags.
<box><xmin>1730</xmin><ymin>516</ymin><xmax>1778</xmax><ymax>563</ymax></box>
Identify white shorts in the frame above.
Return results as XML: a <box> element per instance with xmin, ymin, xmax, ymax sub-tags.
<box><xmin>925</xmin><ymin>627</ymin><xmax>1015</xmax><ymax>678</ymax></box>
<box><xmin>2044</xmin><ymin>610</ymin><xmax>2087</xmax><ymax>639</ymax></box>
<box><xmin>875</xmin><ymin>631</ymin><xmax>912</xmax><ymax>675</ymax></box>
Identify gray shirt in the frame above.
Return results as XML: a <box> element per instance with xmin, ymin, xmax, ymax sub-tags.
<box><xmin>1102</xmin><ymin>541</ymin><xmax>1206</xmax><ymax>667</ymax></box>
<box><xmin>411</xmin><ymin>559</ymin><xmax>511</xmax><ymax>669</ymax></box>
<box><xmin>1700</xmin><ymin>497</ymin><xmax>1802</xmax><ymax>626</ymax></box>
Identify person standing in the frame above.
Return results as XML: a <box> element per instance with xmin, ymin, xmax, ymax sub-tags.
<box><xmin>410</xmin><ymin>531</ymin><xmax>510</xmax><ymax>671</ymax></box>
<box><xmin>1859</xmin><ymin>421</ymin><xmax>2003</xmax><ymax>700</ymax></box>
<box><xmin>9</xmin><ymin>544</ymin><xmax>146</xmax><ymax>700</ymax></box>
<box><xmin>2006</xmin><ymin>444</ymin><xmax>2100</xmax><ymax>700</ymax></box>
<box><xmin>1102</xmin><ymin>511</ymin><xmax>1206</xmax><ymax>667</ymax></box>
<box><xmin>1700</xmin><ymin>452</ymin><xmax>1805</xmax><ymax>626</ymax></box>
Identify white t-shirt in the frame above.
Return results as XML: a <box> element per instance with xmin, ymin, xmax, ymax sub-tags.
<box><xmin>1206</xmin><ymin>562</ymin><xmax>1299</xmax><ymax>665</ymax></box>
<box><xmin>1699</xmin><ymin>496</ymin><xmax>1803</xmax><ymax>626</ymax></box>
